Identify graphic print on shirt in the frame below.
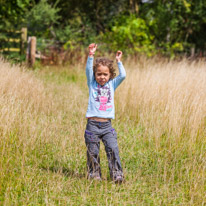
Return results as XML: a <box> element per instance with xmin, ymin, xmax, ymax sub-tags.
<box><xmin>94</xmin><ymin>84</ymin><xmax>112</xmax><ymax>111</ymax></box>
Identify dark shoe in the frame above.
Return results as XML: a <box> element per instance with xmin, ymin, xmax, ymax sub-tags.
<box><xmin>114</xmin><ymin>175</ymin><xmax>124</xmax><ymax>184</ymax></box>
<box><xmin>111</xmin><ymin>171</ymin><xmax>124</xmax><ymax>184</ymax></box>
<box><xmin>87</xmin><ymin>172</ymin><xmax>102</xmax><ymax>181</ymax></box>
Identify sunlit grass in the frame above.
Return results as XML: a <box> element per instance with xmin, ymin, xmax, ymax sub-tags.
<box><xmin>0</xmin><ymin>57</ymin><xmax>206</xmax><ymax>205</ymax></box>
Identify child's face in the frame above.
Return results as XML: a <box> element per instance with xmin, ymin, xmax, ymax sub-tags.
<box><xmin>95</xmin><ymin>65</ymin><xmax>111</xmax><ymax>86</ymax></box>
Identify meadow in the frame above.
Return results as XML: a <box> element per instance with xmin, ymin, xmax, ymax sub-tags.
<box><xmin>0</xmin><ymin>56</ymin><xmax>206</xmax><ymax>205</ymax></box>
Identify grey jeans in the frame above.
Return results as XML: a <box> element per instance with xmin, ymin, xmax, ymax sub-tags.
<box><xmin>84</xmin><ymin>119</ymin><xmax>123</xmax><ymax>179</ymax></box>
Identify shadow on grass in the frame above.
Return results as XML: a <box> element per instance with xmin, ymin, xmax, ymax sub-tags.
<box><xmin>41</xmin><ymin>166</ymin><xmax>86</xmax><ymax>179</ymax></box>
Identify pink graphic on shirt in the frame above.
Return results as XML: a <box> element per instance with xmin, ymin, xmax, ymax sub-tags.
<box><xmin>100</xmin><ymin>96</ymin><xmax>108</xmax><ymax>104</ymax></box>
<box><xmin>99</xmin><ymin>96</ymin><xmax>108</xmax><ymax>111</ymax></box>
<box><xmin>94</xmin><ymin>85</ymin><xmax>112</xmax><ymax>111</ymax></box>
<box><xmin>99</xmin><ymin>103</ymin><xmax>107</xmax><ymax>111</ymax></box>
<box><xmin>99</xmin><ymin>102</ymin><xmax>113</xmax><ymax>111</ymax></box>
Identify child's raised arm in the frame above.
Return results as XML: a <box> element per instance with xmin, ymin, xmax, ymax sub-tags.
<box><xmin>86</xmin><ymin>43</ymin><xmax>98</xmax><ymax>87</ymax></box>
<box><xmin>112</xmin><ymin>50</ymin><xmax>126</xmax><ymax>90</ymax></box>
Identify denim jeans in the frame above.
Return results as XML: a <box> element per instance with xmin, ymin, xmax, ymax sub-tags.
<box><xmin>84</xmin><ymin>119</ymin><xmax>123</xmax><ymax>179</ymax></box>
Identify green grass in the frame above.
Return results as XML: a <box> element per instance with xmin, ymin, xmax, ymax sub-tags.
<box><xmin>0</xmin><ymin>61</ymin><xmax>206</xmax><ymax>205</ymax></box>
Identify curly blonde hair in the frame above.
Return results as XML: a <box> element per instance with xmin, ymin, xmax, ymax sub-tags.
<box><xmin>93</xmin><ymin>57</ymin><xmax>116</xmax><ymax>80</ymax></box>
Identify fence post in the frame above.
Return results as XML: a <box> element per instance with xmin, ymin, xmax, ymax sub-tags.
<box><xmin>27</xmin><ymin>36</ymin><xmax>36</xmax><ymax>67</ymax></box>
<box><xmin>20</xmin><ymin>27</ymin><xmax>27</xmax><ymax>55</ymax></box>
<box><xmin>30</xmin><ymin>36</ymin><xmax>36</xmax><ymax>66</ymax></box>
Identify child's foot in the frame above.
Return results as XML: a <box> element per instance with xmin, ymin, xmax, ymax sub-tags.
<box><xmin>111</xmin><ymin>171</ymin><xmax>124</xmax><ymax>184</ymax></box>
<box><xmin>113</xmin><ymin>175</ymin><xmax>124</xmax><ymax>184</ymax></box>
<box><xmin>87</xmin><ymin>172</ymin><xmax>102</xmax><ymax>181</ymax></box>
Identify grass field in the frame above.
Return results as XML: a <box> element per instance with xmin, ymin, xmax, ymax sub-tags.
<box><xmin>0</xmin><ymin>56</ymin><xmax>206</xmax><ymax>205</ymax></box>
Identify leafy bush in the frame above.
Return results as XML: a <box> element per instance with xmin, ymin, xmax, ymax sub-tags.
<box><xmin>26</xmin><ymin>0</ymin><xmax>60</xmax><ymax>38</ymax></box>
<box><xmin>102</xmin><ymin>15</ymin><xmax>155</xmax><ymax>56</ymax></box>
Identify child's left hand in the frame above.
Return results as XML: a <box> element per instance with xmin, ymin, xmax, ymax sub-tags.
<box><xmin>116</xmin><ymin>51</ymin><xmax>122</xmax><ymax>62</ymax></box>
<box><xmin>88</xmin><ymin>43</ymin><xmax>97</xmax><ymax>57</ymax></box>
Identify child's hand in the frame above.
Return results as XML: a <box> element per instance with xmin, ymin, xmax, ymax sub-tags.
<box><xmin>88</xmin><ymin>43</ymin><xmax>97</xmax><ymax>57</ymax></box>
<box><xmin>116</xmin><ymin>50</ymin><xmax>122</xmax><ymax>62</ymax></box>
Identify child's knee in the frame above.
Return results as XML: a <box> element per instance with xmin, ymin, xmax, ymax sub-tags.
<box><xmin>87</xmin><ymin>142</ymin><xmax>99</xmax><ymax>155</ymax></box>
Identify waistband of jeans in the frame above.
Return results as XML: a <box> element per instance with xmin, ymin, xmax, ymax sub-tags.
<box><xmin>87</xmin><ymin>118</ymin><xmax>111</xmax><ymax>124</ymax></box>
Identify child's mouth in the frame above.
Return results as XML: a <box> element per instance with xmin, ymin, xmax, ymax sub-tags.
<box><xmin>99</xmin><ymin>80</ymin><xmax>105</xmax><ymax>85</ymax></box>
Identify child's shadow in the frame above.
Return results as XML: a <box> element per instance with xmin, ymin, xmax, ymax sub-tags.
<box><xmin>42</xmin><ymin>166</ymin><xmax>86</xmax><ymax>179</ymax></box>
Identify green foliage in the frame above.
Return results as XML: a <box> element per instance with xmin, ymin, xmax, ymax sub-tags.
<box><xmin>55</xmin><ymin>18</ymin><xmax>96</xmax><ymax>50</ymax></box>
<box><xmin>1</xmin><ymin>0</ymin><xmax>206</xmax><ymax>59</ymax></box>
<box><xmin>140</xmin><ymin>0</ymin><xmax>206</xmax><ymax>56</ymax></box>
<box><xmin>0</xmin><ymin>0</ymin><xmax>31</xmax><ymax>63</ymax></box>
<box><xmin>0</xmin><ymin>0</ymin><xmax>30</xmax><ymax>28</ymax></box>
<box><xmin>26</xmin><ymin>0</ymin><xmax>60</xmax><ymax>37</ymax></box>
<box><xmin>102</xmin><ymin>15</ymin><xmax>155</xmax><ymax>56</ymax></box>
<box><xmin>52</xmin><ymin>0</ymin><xmax>126</xmax><ymax>33</ymax></box>
<box><xmin>1</xmin><ymin>53</ymin><xmax>26</xmax><ymax>64</ymax></box>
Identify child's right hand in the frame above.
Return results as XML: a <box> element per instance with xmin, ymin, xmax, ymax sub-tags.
<box><xmin>88</xmin><ymin>43</ymin><xmax>97</xmax><ymax>57</ymax></box>
<box><xmin>116</xmin><ymin>50</ymin><xmax>122</xmax><ymax>62</ymax></box>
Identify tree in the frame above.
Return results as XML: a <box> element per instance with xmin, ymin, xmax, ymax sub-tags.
<box><xmin>0</xmin><ymin>0</ymin><xmax>31</xmax><ymax>29</ymax></box>
<box><xmin>26</xmin><ymin>0</ymin><xmax>60</xmax><ymax>37</ymax></box>
<box><xmin>139</xmin><ymin>0</ymin><xmax>206</xmax><ymax>55</ymax></box>
<box><xmin>102</xmin><ymin>14</ymin><xmax>155</xmax><ymax>55</ymax></box>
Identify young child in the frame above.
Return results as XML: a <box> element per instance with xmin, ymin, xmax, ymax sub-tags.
<box><xmin>84</xmin><ymin>43</ymin><xmax>126</xmax><ymax>183</ymax></box>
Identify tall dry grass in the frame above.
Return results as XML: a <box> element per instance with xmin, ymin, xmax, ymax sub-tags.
<box><xmin>0</xmin><ymin>59</ymin><xmax>47</xmax><ymax>142</ymax></box>
<box><xmin>0</xmin><ymin>58</ymin><xmax>86</xmax><ymax>144</ymax></box>
<box><xmin>1</xmin><ymin>56</ymin><xmax>206</xmax><ymax>205</ymax></box>
<box><xmin>115</xmin><ymin>57</ymin><xmax>206</xmax><ymax>204</ymax></box>
<box><xmin>0</xmin><ymin>59</ymin><xmax>87</xmax><ymax>205</ymax></box>
<box><xmin>117</xmin><ymin>58</ymin><xmax>206</xmax><ymax>140</ymax></box>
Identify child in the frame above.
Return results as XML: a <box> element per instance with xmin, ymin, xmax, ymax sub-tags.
<box><xmin>84</xmin><ymin>43</ymin><xmax>126</xmax><ymax>183</ymax></box>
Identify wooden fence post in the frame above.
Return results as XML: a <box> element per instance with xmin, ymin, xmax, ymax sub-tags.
<box><xmin>20</xmin><ymin>27</ymin><xmax>27</xmax><ymax>55</ymax></box>
<box><xmin>26</xmin><ymin>37</ymin><xmax>31</xmax><ymax>64</ymax></box>
<box><xmin>190</xmin><ymin>47</ymin><xmax>195</xmax><ymax>58</ymax></box>
<box><xmin>30</xmin><ymin>36</ymin><xmax>36</xmax><ymax>66</ymax></box>
<box><xmin>27</xmin><ymin>36</ymin><xmax>36</xmax><ymax>67</ymax></box>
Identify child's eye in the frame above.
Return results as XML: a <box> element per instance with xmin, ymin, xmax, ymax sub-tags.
<box><xmin>96</xmin><ymin>73</ymin><xmax>109</xmax><ymax>76</ymax></box>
